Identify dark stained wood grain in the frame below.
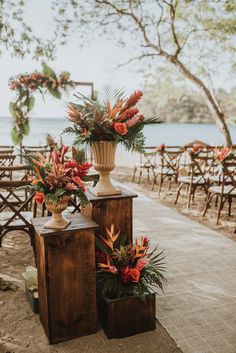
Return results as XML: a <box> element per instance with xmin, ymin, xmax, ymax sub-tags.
<box><xmin>83</xmin><ymin>188</ymin><xmax>137</xmax><ymax>243</ymax></box>
<box><xmin>33</xmin><ymin>213</ymin><xmax>99</xmax><ymax>344</ymax></box>
<box><xmin>98</xmin><ymin>293</ymin><xmax>156</xmax><ymax>339</ymax></box>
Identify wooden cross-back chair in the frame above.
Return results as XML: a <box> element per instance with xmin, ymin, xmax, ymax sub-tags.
<box><xmin>0</xmin><ymin>155</ymin><xmax>16</xmax><ymax>179</ymax></box>
<box><xmin>175</xmin><ymin>153</ymin><xmax>215</xmax><ymax>208</ymax></box>
<box><xmin>152</xmin><ymin>149</ymin><xmax>183</xmax><ymax>193</ymax></box>
<box><xmin>0</xmin><ymin>179</ymin><xmax>36</xmax><ymax>255</ymax></box>
<box><xmin>132</xmin><ymin>146</ymin><xmax>157</xmax><ymax>183</ymax></box>
<box><xmin>203</xmin><ymin>160</ymin><xmax>236</xmax><ymax>224</ymax></box>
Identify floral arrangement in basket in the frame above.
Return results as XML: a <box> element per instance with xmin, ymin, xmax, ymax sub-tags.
<box><xmin>65</xmin><ymin>86</ymin><xmax>159</xmax><ymax>153</ymax></box>
<box><xmin>24</xmin><ymin>145</ymin><xmax>91</xmax><ymax>206</ymax></box>
<box><xmin>96</xmin><ymin>225</ymin><xmax>166</xmax><ymax>299</ymax></box>
<box><xmin>214</xmin><ymin>147</ymin><xmax>234</xmax><ymax>163</ymax></box>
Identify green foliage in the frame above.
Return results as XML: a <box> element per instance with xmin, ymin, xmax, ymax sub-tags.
<box><xmin>0</xmin><ymin>0</ymin><xmax>56</xmax><ymax>59</ymax></box>
<box><xmin>9</xmin><ymin>63</ymin><xmax>76</xmax><ymax>145</ymax></box>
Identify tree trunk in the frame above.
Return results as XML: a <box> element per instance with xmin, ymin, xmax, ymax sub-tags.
<box><xmin>162</xmin><ymin>54</ymin><xmax>232</xmax><ymax>146</ymax></box>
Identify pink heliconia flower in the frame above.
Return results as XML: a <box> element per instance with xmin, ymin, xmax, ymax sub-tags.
<box><xmin>60</xmin><ymin>145</ymin><xmax>69</xmax><ymax>163</ymax></box>
<box><xmin>51</xmin><ymin>147</ymin><xmax>60</xmax><ymax>164</ymax></box>
<box><xmin>136</xmin><ymin>258</ymin><xmax>149</xmax><ymax>271</ymax></box>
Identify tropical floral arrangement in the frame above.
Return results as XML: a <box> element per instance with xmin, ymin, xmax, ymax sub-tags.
<box><xmin>65</xmin><ymin>86</ymin><xmax>159</xmax><ymax>152</ymax></box>
<box><xmin>214</xmin><ymin>147</ymin><xmax>234</xmax><ymax>162</ymax></box>
<box><xmin>96</xmin><ymin>225</ymin><xmax>166</xmax><ymax>299</ymax></box>
<box><xmin>24</xmin><ymin>146</ymin><xmax>92</xmax><ymax>206</ymax></box>
<box><xmin>9</xmin><ymin>62</ymin><xmax>76</xmax><ymax>145</ymax></box>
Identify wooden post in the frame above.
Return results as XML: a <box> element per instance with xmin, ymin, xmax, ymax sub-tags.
<box><xmin>83</xmin><ymin>187</ymin><xmax>138</xmax><ymax>243</ymax></box>
<box><xmin>32</xmin><ymin>213</ymin><xmax>99</xmax><ymax>344</ymax></box>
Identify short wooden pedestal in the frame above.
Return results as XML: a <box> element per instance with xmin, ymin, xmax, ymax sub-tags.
<box><xmin>83</xmin><ymin>187</ymin><xmax>138</xmax><ymax>243</ymax></box>
<box><xmin>32</xmin><ymin>214</ymin><xmax>99</xmax><ymax>344</ymax></box>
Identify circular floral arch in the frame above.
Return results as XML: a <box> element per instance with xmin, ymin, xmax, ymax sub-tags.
<box><xmin>9</xmin><ymin>62</ymin><xmax>95</xmax><ymax>146</ymax></box>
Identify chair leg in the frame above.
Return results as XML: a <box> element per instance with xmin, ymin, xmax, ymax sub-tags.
<box><xmin>175</xmin><ymin>183</ymin><xmax>183</xmax><ymax>205</ymax></box>
<box><xmin>147</xmin><ymin>168</ymin><xmax>150</xmax><ymax>183</ymax></box>
<box><xmin>132</xmin><ymin>167</ymin><xmax>137</xmax><ymax>182</ymax></box>
<box><xmin>151</xmin><ymin>174</ymin><xmax>157</xmax><ymax>191</ymax></box>
<box><xmin>203</xmin><ymin>192</ymin><xmax>212</xmax><ymax>217</ymax></box>
<box><xmin>187</xmin><ymin>185</ymin><xmax>192</xmax><ymax>209</ymax></box>
<box><xmin>228</xmin><ymin>197</ymin><xmax>232</xmax><ymax>217</ymax></box>
<box><xmin>158</xmin><ymin>174</ymin><xmax>163</xmax><ymax>195</ymax></box>
<box><xmin>216</xmin><ymin>196</ymin><xmax>224</xmax><ymax>225</ymax></box>
<box><xmin>168</xmin><ymin>177</ymin><xmax>172</xmax><ymax>191</ymax></box>
<box><xmin>138</xmin><ymin>169</ymin><xmax>142</xmax><ymax>184</ymax></box>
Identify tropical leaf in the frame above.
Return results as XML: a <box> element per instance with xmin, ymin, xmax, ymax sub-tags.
<box><xmin>42</xmin><ymin>62</ymin><xmax>57</xmax><ymax>80</ymax></box>
<box><xmin>28</xmin><ymin>96</ymin><xmax>35</xmax><ymax>111</ymax></box>
<box><xmin>47</xmin><ymin>86</ymin><xmax>61</xmax><ymax>99</ymax></box>
<box><xmin>22</xmin><ymin>121</ymin><xmax>30</xmax><ymax>136</ymax></box>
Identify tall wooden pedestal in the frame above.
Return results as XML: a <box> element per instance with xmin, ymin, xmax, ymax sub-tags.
<box><xmin>32</xmin><ymin>214</ymin><xmax>99</xmax><ymax>344</ymax></box>
<box><xmin>83</xmin><ymin>187</ymin><xmax>138</xmax><ymax>243</ymax></box>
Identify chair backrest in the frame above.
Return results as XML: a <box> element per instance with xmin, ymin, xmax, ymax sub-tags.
<box><xmin>0</xmin><ymin>165</ymin><xmax>31</xmax><ymax>181</ymax></box>
<box><xmin>159</xmin><ymin>150</ymin><xmax>183</xmax><ymax>171</ymax></box>
<box><xmin>221</xmin><ymin>160</ymin><xmax>236</xmax><ymax>189</ymax></box>
<box><xmin>0</xmin><ymin>145</ymin><xmax>14</xmax><ymax>150</ymax></box>
<box><xmin>0</xmin><ymin>149</ymin><xmax>14</xmax><ymax>155</ymax></box>
<box><xmin>0</xmin><ymin>155</ymin><xmax>16</xmax><ymax>167</ymax></box>
<box><xmin>140</xmin><ymin>147</ymin><xmax>157</xmax><ymax>167</ymax></box>
<box><xmin>189</xmin><ymin>154</ymin><xmax>215</xmax><ymax>184</ymax></box>
<box><xmin>0</xmin><ymin>179</ymin><xmax>36</xmax><ymax>245</ymax></box>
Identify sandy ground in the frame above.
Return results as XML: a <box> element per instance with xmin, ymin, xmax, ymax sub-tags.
<box><xmin>113</xmin><ymin>165</ymin><xmax>236</xmax><ymax>242</ymax></box>
<box><xmin>0</xmin><ymin>231</ymin><xmax>182</xmax><ymax>353</ymax></box>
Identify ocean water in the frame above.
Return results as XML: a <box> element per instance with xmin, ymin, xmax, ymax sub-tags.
<box><xmin>1</xmin><ymin>116</ymin><xmax>236</xmax><ymax>147</ymax></box>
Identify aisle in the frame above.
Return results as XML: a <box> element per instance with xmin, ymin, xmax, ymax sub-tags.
<box><xmin>132</xmin><ymin>187</ymin><xmax>236</xmax><ymax>353</ymax></box>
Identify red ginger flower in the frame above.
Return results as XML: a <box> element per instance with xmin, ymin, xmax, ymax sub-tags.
<box><xmin>125</xmin><ymin>90</ymin><xmax>143</xmax><ymax>108</ymax></box>
<box><xmin>120</xmin><ymin>266</ymin><xmax>131</xmax><ymax>284</ymax></box>
<box><xmin>122</xmin><ymin>107</ymin><xmax>139</xmax><ymax>121</ymax></box>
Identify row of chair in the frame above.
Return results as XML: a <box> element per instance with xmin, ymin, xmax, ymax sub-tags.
<box><xmin>132</xmin><ymin>145</ymin><xmax>236</xmax><ymax>227</ymax></box>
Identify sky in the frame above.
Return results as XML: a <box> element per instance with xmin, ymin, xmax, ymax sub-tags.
<box><xmin>1</xmin><ymin>1</ymin><xmax>235</xmax><ymax>119</ymax></box>
<box><xmin>0</xmin><ymin>1</ymin><xmax>142</xmax><ymax>118</ymax></box>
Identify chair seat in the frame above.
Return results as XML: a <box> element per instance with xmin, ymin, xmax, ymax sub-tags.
<box><xmin>0</xmin><ymin>211</ymin><xmax>33</xmax><ymax>226</ymax></box>
<box><xmin>208</xmin><ymin>185</ymin><xmax>236</xmax><ymax>195</ymax></box>
<box><xmin>154</xmin><ymin>167</ymin><xmax>176</xmax><ymax>175</ymax></box>
<box><xmin>178</xmin><ymin>176</ymin><xmax>207</xmax><ymax>184</ymax></box>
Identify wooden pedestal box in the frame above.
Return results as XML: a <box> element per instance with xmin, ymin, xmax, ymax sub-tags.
<box><xmin>32</xmin><ymin>214</ymin><xmax>99</xmax><ymax>344</ymax></box>
<box><xmin>83</xmin><ymin>187</ymin><xmax>138</xmax><ymax>243</ymax></box>
<box><xmin>98</xmin><ymin>292</ymin><xmax>156</xmax><ymax>339</ymax></box>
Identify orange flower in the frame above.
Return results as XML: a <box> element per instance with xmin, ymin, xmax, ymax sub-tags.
<box><xmin>65</xmin><ymin>182</ymin><xmax>76</xmax><ymax>191</ymax></box>
<box><xmin>114</xmin><ymin>122</ymin><xmax>128</xmax><ymax>135</ymax></box>
<box><xmin>72</xmin><ymin>176</ymin><xmax>85</xmax><ymax>192</ymax></box>
<box><xmin>34</xmin><ymin>191</ymin><xmax>45</xmax><ymax>204</ymax></box>
<box><xmin>130</xmin><ymin>268</ymin><xmax>140</xmax><ymax>283</ymax></box>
